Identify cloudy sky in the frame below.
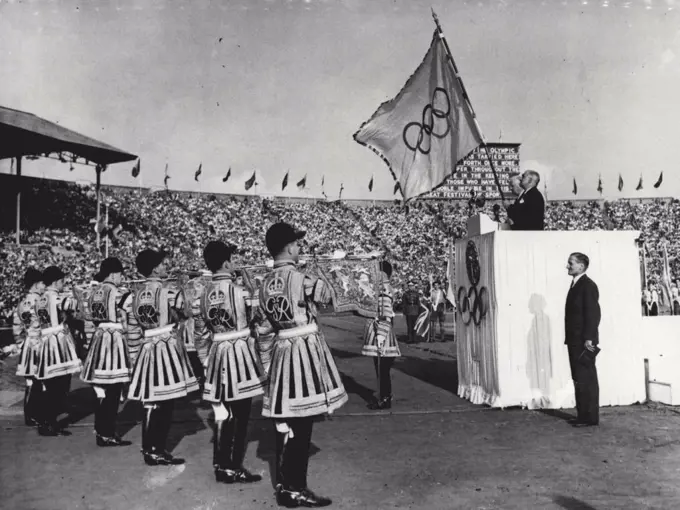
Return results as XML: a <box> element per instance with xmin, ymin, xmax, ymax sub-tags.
<box><xmin>1</xmin><ymin>0</ymin><xmax>679</xmax><ymax>201</ymax></box>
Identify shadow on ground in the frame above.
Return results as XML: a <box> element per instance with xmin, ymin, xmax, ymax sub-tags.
<box><xmin>330</xmin><ymin>347</ymin><xmax>364</xmax><ymax>360</ymax></box>
<box><xmin>553</xmin><ymin>495</ymin><xmax>598</xmax><ymax>510</ymax></box>
<box><xmin>394</xmin><ymin>355</ymin><xmax>458</xmax><ymax>394</ymax></box>
<box><xmin>539</xmin><ymin>408</ymin><xmax>575</xmax><ymax>423</ymax></box>
<box><xmin>339</xmin><ymin>372</ymin><xmax>376</xmax><ymax>406</ymax></box>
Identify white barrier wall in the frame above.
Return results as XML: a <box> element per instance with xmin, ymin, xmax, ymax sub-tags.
<box><xmin>640</xmin><ymin>316</ymin><xmax>680</xmax><ymax>405</ymax></box>
<box><xmin>456</xmin><ymin>230</ymin><xmax>647</xmax><ymax>409</ymax></box>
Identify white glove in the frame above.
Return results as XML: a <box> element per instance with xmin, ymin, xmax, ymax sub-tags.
<box><xmin>377</xmin><ymin>334</ymin><xmax>386</xmax><ymax>353</ymax></box>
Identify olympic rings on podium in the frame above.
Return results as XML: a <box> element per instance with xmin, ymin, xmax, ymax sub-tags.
<box><xmin>457</xmin><ymin>285</ymin><xmax>489</xmax><ymax>326</ymax></box>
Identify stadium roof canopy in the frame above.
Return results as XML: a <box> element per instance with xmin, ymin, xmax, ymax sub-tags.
<box><xmin>0</xmin><ymin>106</ymin><xmax>137</xmax><ymax>164</ymax></box>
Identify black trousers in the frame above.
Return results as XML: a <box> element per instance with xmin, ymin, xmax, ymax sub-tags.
<box><xmin>39</xmin><ymin>375</ymin><xmax>71</xmax><ymax>426</ymax></box>
<box><xmin>567</xmin><ymin>344</ymin><xmax>599</xmax><ymax>424</ymax></box>
<box><xmin>142</xmin><ymin>400</ymin><xmax>176</xmax><ymax>453</ymax></box>
<box><xmin>94</xmin><ymin>384</ymin><xmax>123</xmax><ymax>438</ymax></box>
<box><xmin>188</xmin><ymin>352</ymin><xmax>205</xmax><ymax>386</ymax></box>
<box><xmin>213</xmin><ymin>398</ymin><xmax>253</xmax><ymax>470</ymax></box>
<box><xmin>24</xmin><ymin>379</ymin><xmax>41</xmax><ymax>423</ymax></box>
<box><xmin>373</xmin><ymin>357</ymin><xmax>394</xmax><ymax>399</ymax></box>
<box><xmin>276</xmin><ymin>417</ymin><xmax>314</xmax><ymax>491</ymax></box>
<box><xmin>429</xmin><ymin>310</ymin><xmax>445</xmax><ymax>340</ymax></box>
<box><xmin>405</xmin><ymin>315</ymin><xmax>417</xmax><ymax>343</ymax></box>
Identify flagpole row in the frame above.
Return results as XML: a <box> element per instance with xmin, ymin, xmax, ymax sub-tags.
<box><xmin>431</xmin><ymin>8</ymin><xmax>506</xmax><ymax>203</ymax></box>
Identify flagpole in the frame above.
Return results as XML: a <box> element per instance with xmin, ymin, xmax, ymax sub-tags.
<box><xmin>431</xmin><ymin>8</ymin><xmax>506</xmax><ymax>204</ymax></box>
<box><xmin>105</xmin><ymin>202</ymin><xmax>110</xmax><ymax>259</ymax></box>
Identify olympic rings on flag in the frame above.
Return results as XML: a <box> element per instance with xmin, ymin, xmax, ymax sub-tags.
<box><xmin>402</xmin><ymin>87</ymin><xmax>452</xmax><ymax>155</ymax></box>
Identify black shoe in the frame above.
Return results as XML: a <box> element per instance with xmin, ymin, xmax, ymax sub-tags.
<box><xmin>234</xmin><ymin>467</ymin><xmax>262</xmax><ymax>483</ymax></box>
<box><xmin>38</xmin><ymin>424</ymin><xmax>60</xmax><ymax>437</ymax></box>
<box><xmin>215</xmin><ymin>468</ymin><xmax>237</xmax><ymax>483</ymax></box>
<box><xmin>368</xmin><ymin>396</ymin><xmax>392</xmax><ymax>410</ymax></box>
<box><xmin>572</xmin><ymin>421</ymin><xmax>599</xmax><ymax>428</ymax></box>
<box><xmin>215</xmin><ymin>467</ymin><xmax>262</xmax><ymax>484</ymax></box>
<box><xmin>276</xmin><ymin>486</ymin><xmax>332</xmax><ymax>508</ymax></box>
<box><xmin>97</xmin><ymin>434</ymin><xmax>132</xmax><ymax>447</ymax></box>
<box><xmin>143</xmin><ymin>451</ymin><xmax>185</xmax><ymax>466</ymax></box>
<box><xmin>159</xmin><ymin>450</ymin><xmax>185</xmax><ymax>464</ymax></box>
<box><xmin>25</xmin><ymin>416</ymin><xmax>39</xmax><ymax>427</ymax></box>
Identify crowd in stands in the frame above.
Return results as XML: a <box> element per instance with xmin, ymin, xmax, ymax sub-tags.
<box><xmin>1</xmin><ymin>178</ymin><xmax>679</xmax><ymax>326</ymax></box>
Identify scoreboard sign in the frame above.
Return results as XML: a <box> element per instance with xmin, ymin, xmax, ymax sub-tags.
<box><xmin>424</xmin><ymin>143</ymin><xmax>520</xmax><ymax>200</ymax></box>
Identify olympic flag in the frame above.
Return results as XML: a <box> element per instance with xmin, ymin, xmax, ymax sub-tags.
<box><xmin>353</xmin><ymin>30</ymin><xmax>482</xmax><ymax>201</ymax></box>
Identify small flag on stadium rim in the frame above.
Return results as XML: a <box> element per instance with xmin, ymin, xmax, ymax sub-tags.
<box><xmin>223</xmin><ymin>167</ymin><xmax>231</xmax><ymax>182</ymax></box>
<box><xmin>353</xmin><ymin>26</ymin><xmax>483</xmax><ymax>201</ymax></box>
<box><xmin>368</xmin><ymin>175</ymin><xmax>374</xmax><ymax>192</ymax></box>
<box><xmin>393</xmin><ymin>181</ymin><xmax>401</xmax><ymax>195</ymax></box>
<box><xmin>572</xmin><ymin>178</ymin><xmax>578</xmax><ymax>195</ymax></box>
<box><xmin>618</xmin><ymin>174</ymin><xmax>624</xmax><ymax>191</ymax></box>
<box><xmin>282</xmin><ymin>170</ymin><xmax>289</xmax><ymax>191</ymax></box>
<box><xmin>654</xmin><ymin>171</ymin><xmax>663</xmax><ymax>189</ymax></box>
<box><xmin>297</xmin><ymin>175</ymin><xmax>307</xmax><ymax>190</ymax></box>
<box><xmin>597</xmin><ymin>174</ymin><xmax>603</xmax><ymax>195</ymax></box>
<box><xmin>194</xmin><ymin>163</ymin><xmax>202</xmax><ymax>182</ymax></box>
<box><xmin>636</xmin><ymin>175</ymin><xmax>643</xmax><ymax>191</ymax></box>
<box><xmin>245</xmin><ymin>171</ymin><xmax>257</xmax><ymax>190</ymax></box>
<box><xmin>131</xmin><ymin>159</ymin><xmax>140</xmax><ymax>178</ymax></box>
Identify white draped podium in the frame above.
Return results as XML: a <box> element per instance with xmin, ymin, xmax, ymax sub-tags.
<box><xmin>455</xmin><ymin>229</ymin><xmax>646</xmax><ymax>409</ymax></box>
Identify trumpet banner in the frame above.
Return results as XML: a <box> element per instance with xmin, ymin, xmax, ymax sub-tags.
<box><xmin>311</xmin><ymin>258</ymin><xmax>381</xmax><ymax>317</ymax></box>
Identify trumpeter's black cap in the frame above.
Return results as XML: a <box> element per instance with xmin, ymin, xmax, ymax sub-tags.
<box><xmin>265</xmin><ymin>222</ymin><xmax>306</xmax><ymax>256</ymax></box>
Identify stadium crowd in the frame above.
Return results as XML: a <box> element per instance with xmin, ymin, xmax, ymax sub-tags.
<box><xmin>1</xmin><ymin>179</ymin><xmax>678</xmax><ymax>326</ymax></box>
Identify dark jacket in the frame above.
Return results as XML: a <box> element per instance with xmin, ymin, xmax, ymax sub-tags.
<box><xmin>402</xmin><ymin>290</ymin><xmax>421</xmax><ymax>316</ymax></box>
<box><xmin>507</xmin><ymin>186</ymin><xmax>545</xmax><ymax>231</ymax></box>
<box><xmin>564</xmin><ymin>274</ymin><xmax>600</xmax><ymax>346</ymax></box>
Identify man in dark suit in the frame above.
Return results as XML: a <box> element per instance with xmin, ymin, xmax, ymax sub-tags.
<box><xmin>401</xmin><ymin>281</ymin><xmax>421</xmax><ymax>344</ymax></box>
<box><xmin>564</xmin><ymin>252</ymin><xmax>601</xmax><ymax>427</ymax></box>
<box><xmin>506</xmin><ymin>170</ymin><xmax>545</xmax><ymax>230</ymax></box>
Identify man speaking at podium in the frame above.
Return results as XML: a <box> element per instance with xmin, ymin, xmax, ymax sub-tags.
<box><xmin>505</xmin><ymin>170</ymin><xmax>545</xmax><ymax>231</ymax></box>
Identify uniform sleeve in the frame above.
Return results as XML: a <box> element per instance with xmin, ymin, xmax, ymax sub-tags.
<box><xmin>120</xmin><ymin>292</ymin><xmax>143</xmax><ymax>364</ymax></box>
<box><xmin>191</xmin><ymin>295</ymin><xmax>211</xmax><ymax>364</ymax></box>
<box><xmin>60</xmin><ymin>292</ymin><xmax>77</xmax><ymax>313</ymax></box>
<box><xmin>378</xmin><ymin>283</ymin><xmax>395</xmax><ymax>319</ymax></box>
<box><xmin>116</xmin><ymin>289</ymin><xmax>132</xmax><ymax>326</ymax></box>
<box><xmin>303</xmin><ymin>275</ymin><xmax>333</xmax><ymax>305</ymax></box>
<box><xmin>12</xmin><ymin>306</ymin><xmax>26</xmax><ymax>347</ymax></box>
<box><xmin>174</xmin><ymin>289</ymin><xmax>185</xmax><ymax>311</ymax></box>
<box><xmin>166</xmin><ymin>287</ymin><xmax>183</xmax><ymax>324</ymax></box>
